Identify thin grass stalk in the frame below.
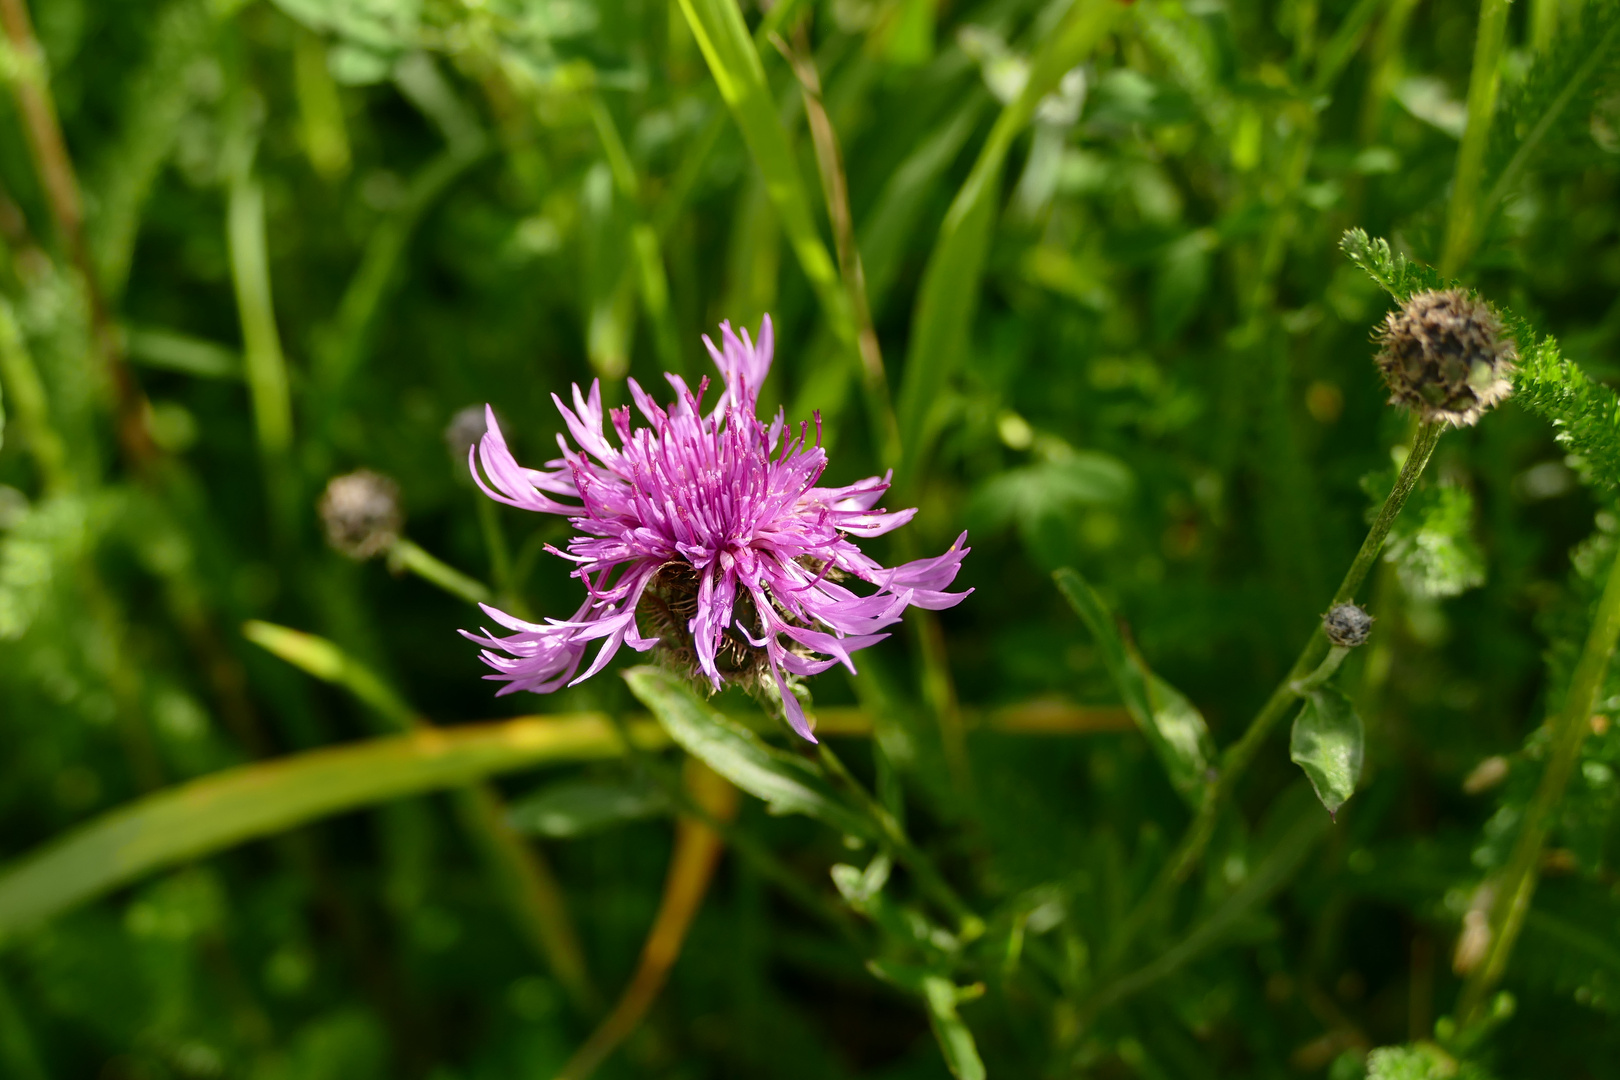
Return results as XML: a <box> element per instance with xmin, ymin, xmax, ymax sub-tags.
<box><xmin>0</xmin><ymin>297</ymin><xmax>72</xmax><ymax>493</ymax></box>
<box><xmin>556</xmin><ymin>760</ymin><xmax>739</xmax><ymax>1080</ymax></box>
<box><xmin>1454</xmin><ymin>541</ymin><xmax>1620</xmax><ymax>1027</ymax></box>
<box><xmin>587</xmin><ymin>95</ymin><xmax>687</xmax><ymax>378</ymax></box>
<box><xmin>0</xmin><ymin>0</ymin><xmax>154</xmax><ymax>466</ymax></box>
<box><xmin>225</xmin><ymin>165</ymin><xmax>296</xmax><ymax>540</ymax></box>
<box><xmin>242</xmin><ymin>621</ymin><xmax>599</xmax><ymax>1011</ymax></box>
<box><xmin>772</xmin><ymin>29</ymin><xmax>901</xmax><ymax>469</ymax></box>
<box><xmin>1439</xmin><ymin>0</ymin><xmax>1515</xmax><ymax>276</ymax></box>
<box><xmin>387</xmin><ymin>537</ymin><xmax>493</xmax><ymax>606</ymax></box>
<box><xmin>1108</xmin><ymin>421</ymin><xmax>1444</xmax><ymax>965</ymax></box>
<box><xmin>895</xmin><ymin>0</ymin><xmax>1124</xmax><ymax>486</ymax></box>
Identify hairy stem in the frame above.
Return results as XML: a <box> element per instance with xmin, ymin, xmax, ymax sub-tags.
<box><xmin>1111</xmin><ymin>421</ymin><xmax>1444</xmax><ymax>962</ymax></box>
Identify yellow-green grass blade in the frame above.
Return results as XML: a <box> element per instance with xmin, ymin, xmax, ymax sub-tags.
<box><xmin>0</xmin><ymin>715</ymin><xmax>668</xmax><ymax>938</ymax></box>
<box><xmin>896</xmin><ymin>0</ymin><xmax>1125</xmax><ymax>485</ymax></box>
<box><xmin>675</xmin><ymin>0</ymin><xmax>856</xmax><ymax>351</ymax></box>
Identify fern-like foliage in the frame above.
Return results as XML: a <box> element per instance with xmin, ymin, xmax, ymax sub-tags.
<box><xmin>1509</xmin><ymin>332</ymin><xmax>1620</xmax><ymax>491</ymax></box>
<box><xmin>1342</xmin><ymin>229</ymin><xmax>1620</xmax><ymax>491</ymax></box>
<box><xmin>1340</xmin><ymin>229</ymin><xmax>1449</xmax><ymax>303</ymax></box>
<box><xmin>1486</xmin><ymin>3</ymin><xmax>1620</xmax><ymax>202</ymax></box>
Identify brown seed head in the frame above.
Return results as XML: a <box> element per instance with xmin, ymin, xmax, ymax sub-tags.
<box><xmin>319</xmin><ymin>469</ymin><xmax>403</xmax><ymax>559</ymax></box>
<box><xmin>1374</xmin><ymin>288</ymin><xmax>1515</xmax><ymax>426</ymax></box>
<box><xmin>1323</xmin><ymin>603</ymin><xmax>1374</xmax><ymax>648</ymax></box>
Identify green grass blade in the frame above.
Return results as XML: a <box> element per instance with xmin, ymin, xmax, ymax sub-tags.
<box><xmin>0</xmin><ymin>715</ymin><xmax>667</xmax><ymax>937</ymax></box>
<box><xmin>896</xmin><ymin>0</ymin><xmax>1124</xmax><ymax>484</ymax></box>
<box><xmin>674</xmin><ymin>0</ymin><xmax>855</xmax><ymax>349</ymax></box>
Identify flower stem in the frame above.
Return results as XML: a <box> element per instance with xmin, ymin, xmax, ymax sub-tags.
<box><xmin>1455</xmin><ymin>541</ymin><xmax>1620</xmax><ymax>1027</ymax></box>
<box><xmin>816</xmin><ymin>743</ymin><xmax>983</xmax><ymax>939</ymax></box>
<box><xmin>1440</xmin><ymin>0</ymin><xmax>1514</xmax><ymax>277</ymax></box>
<box><xmin>1108</xmin><ymin>420</ymin><xmax>1444</xmax><ymax>964</ymax></box>
<box><xmin>387</xmin><ymin>537</ymin><xmax>493</xmax><ymax>606</ymax></box>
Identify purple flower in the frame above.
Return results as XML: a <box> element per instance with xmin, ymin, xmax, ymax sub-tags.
<box><xmin>461</xmin><ymin>317</ymin><xmax>970</xmax><ymax>741</ymax></box>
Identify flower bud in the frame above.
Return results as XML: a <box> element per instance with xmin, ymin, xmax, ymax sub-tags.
<box><xmin>444</xmin><ymin>405</ymin><xmax>488</xmax><ymax>460</ymax></box>
<box><xmin>1374</xmin><ymin>288</ymin><xmax>1515</xmax><ymax>426</ymax></box>
<box><xmin>1323</xmin><ymin>603</ymin><xmax>1373</xmax><ymax>648</ymax></box>
<box><xmin>319</xmin><ymin>469</ymin><xmax>403</xmax><ymax>559</ymax></box>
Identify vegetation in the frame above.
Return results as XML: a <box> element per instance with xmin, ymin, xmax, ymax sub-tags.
<box><xmin>2</xmin><ymin>0</ymin><xmax>1619</xmax><ymax>1076</ymax></box>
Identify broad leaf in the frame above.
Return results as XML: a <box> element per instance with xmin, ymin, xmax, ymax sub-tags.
<box><xmin>1290</xmin><ymin>688</ymin><xmax>1365</xmax><ymax>816</ymax></box>
<box><xmin>1054</xmin><ymin>568</ymin><xmax>1214</xmax><ymax>803</ymax></box>
<box><xmin>623</xmin><ymin>666</ymin><xmax>878</xmax><ymax>841</ymax></box>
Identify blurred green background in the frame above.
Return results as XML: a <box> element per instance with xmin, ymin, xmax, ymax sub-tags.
<box><xmin>1</xmin><ymin>0</ymin><xmax>1618</xmax><ymax>1076</ymax></box>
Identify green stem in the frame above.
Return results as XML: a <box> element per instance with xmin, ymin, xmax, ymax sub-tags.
<box><xmin>1291</xmin><ymin>646</ymin><xmax>1353</xmax><ymax>695</ymax></box>
<box><xmin>607</xmin><ymin>712</ymin><xmax>864</xmax><ymax>944</ymax></box>
<box><xmin>226</xmin><ymin>153</ymin><xmax>296</xmax><ymax>539</ymax></box>
<box><xmin>387</xmin><ymin>537</ymin><xmax>493</xmax><ymax>606</ymax></box>
<box><xmin>475</xmin><ymin>498</ymin><xmax>518</xmax><ymax>608</ymax></box>
<box><xmin>0</xmin><ymin>968</ymin><xmax>49</xmax><ymax>1080</ymax></box>
<box><xmin>1455</xmin><ymin>542</ymin><xmax>1620</xmax><ymax>1026</ymax></box>
<box><xmin>0</xmin><ymin>297</ymin><xmax>73</xmax><ymax>494</ymax></box>
<box><xmin>815</xmin><ymin>743</ymin><xmax>982</xmax><ymax>939</ymax></box>
<box><xmin>1440</xmin><ymin>0</ymin><xmax>1514</xmax><ymax>277</ymax></box>
<box><xmin>1111</xmin><ymin>421</ymin><xmax>1444</xmax><ymax>961</ymax></box>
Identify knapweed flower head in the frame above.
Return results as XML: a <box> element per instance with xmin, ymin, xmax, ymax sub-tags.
<box><xmin>320</xmin><ymin>469</ymin><xmax>403</xmax><ymax>559</ymax></box>
<box><xmin>1374</xmin><ymin>288</ymin><xmax>1515</xmax><ymax>427</ymax></box>
<box><xmin>461</xmin><ymin>316</ymin><xmax>971</xmax><ymax>741</ymax></box>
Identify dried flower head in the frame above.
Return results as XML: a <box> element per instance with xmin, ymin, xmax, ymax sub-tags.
<box><xmin>319</xmin><ymin>469</ymin><xmax>403</xmax><ymax>559</ymax></box>
<box><xmin>460</xmin><ymin>316</ymin><xmax>971</xmax><ymax>741</ymax></box>
<box><xmin>1374</xmin><ymin>288</ymin><xmax>1515</xmax><ymax>426</ymax></box>
<box><xmin>1323</xmin><ymin>603</ymin><xmax>1373</xmax><ymax>648</ymax></box>
<box><xmin>444</xmin><ymin>405</ymin><xmax>490</xmax><ymax>460</ymax></box>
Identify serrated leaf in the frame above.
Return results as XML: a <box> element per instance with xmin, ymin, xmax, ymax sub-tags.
<box><xmin>623</xmin><ymin>666</ymin><xmax>878</xmax><ymax>841</ymax></box>
<box><xmin>505</xmin><ymin>777</ymin><xmax>670</xmax><ymax>838</ymax></box>
<box><xmin>1290</xmin><ymin>688</ymin><xmax>1365</xmax><ymax>817</ymax></box>
<box><xmin>1383</xmin><ymin>482</ymin><xmax>1486</xmax><ymax>599</ymax></box>
<box><xmin>1054</xmin><ymin>568</ymin><xmax>1214</xmax><ymax>804</ymax></box>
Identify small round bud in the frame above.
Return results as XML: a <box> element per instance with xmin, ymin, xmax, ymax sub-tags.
<box><xmin>319</xmin><ymin>469</ymin><xmax>402</xmax><ymax>559</ymax></box>
<box><xmin>444</xmin><ymin>405</ymin><xmax>488</xmax><ymax>460</ymax></box>
<box><xmin>1323</xmin><ymin>603</ymin><xmax>1374</xmax><ymax>648</ymax></box>
<box><xmin>1374</xmin><ymin>288</ymin><xmax>1515</xmax><ymax>427</ymax></box>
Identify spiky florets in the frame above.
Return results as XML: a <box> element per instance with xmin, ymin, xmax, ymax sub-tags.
<box><xmin>319</xmin><ymin>469</ymin><xmax>402</xmax><ymax>559</ymax></box>
<box><xmin>1323</xmin><ymin>603</ymin><xmax>1374</xmax><ymax>648</ymax></box>
<box><xmin>1374</xmin><ymin>288</ymin><xmax>1515</xmax><ymax>427</ymax></box>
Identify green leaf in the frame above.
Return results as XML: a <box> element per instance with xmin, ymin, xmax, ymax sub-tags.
<box><xmin>968</xmin><ymin>453</ymin><xmax>1134</xmax><ymax>533</ymax></box>
<box><xmin>920</xmin><ymin>975</ymin><xmax>987</xmax><ymax>1080</ymax></box>
<box><xmin>243</xmin><ymin>620</ymin><xmax>415</xmax><ymax>731</ymax></box>
<box><xmin>1290</xmin><ymin>688</ymin><xmax>1365</xmax><ymax>817</ymax></box>
<box><xmin>1485</xmin><ymin>4</ymin><xmax>1620</xmax><ymax>214</ymax></box>
<box><xmin>1380</xmin><ymin>482</ymin><xmax>1486</xmax><ymax>599</ymax></box>
<box><xmin>1340</xmin><ymin>228</ymin><xmax>1449</xmax><ymax>302</ymax></box>
<box><xmin>0</xmin><ymin>714</ymin><xmax>664</xmax><ymax>936</ymax></box>
<box><xmin>623</xmin><ymin>666</ymin><xmax>878</xmax><ymax>840</ymax></box>
<box><xmin>673</xmin><ymin>0</ymin><xmax>856</xmax><ymax>351</ymax></box>
<box><xmin>505</xmin><ymin>777</ymin><xmax>671</xmax><ymax>838</ymax></box>
<box><xmin>897</xmin><ymin>0</ymin><xmax>1125</xmax><ymax>481</ymax></box>
<box><xmin>1365</xmin><ymin>1043</ymin><xmax>1492</xmax><ymax>1080</ymax></box>
<box><xmin>1053</xmin><ymin>568</ymin><xmax>1215</xmax><ymax>804</ymax></box>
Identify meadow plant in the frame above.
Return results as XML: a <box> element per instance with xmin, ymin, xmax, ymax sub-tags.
<box><xmin>2</xmin><ymin>0</ymin><xmax>1619</xmax><ymax>1078</ymax></box>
